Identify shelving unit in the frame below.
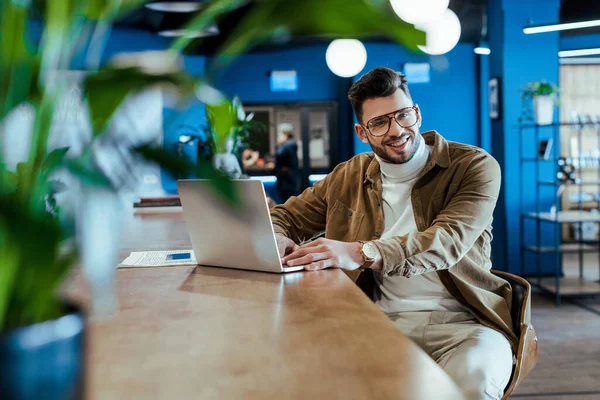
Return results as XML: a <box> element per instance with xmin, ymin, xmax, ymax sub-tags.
<box><xmin>519</xmin><ymin>122</ymin><xmax>600</xmax><ymax>306</ymax></box>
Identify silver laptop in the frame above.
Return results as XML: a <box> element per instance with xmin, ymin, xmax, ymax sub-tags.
<box><xmin>177</xmin><ymin>179</ymin><xmax>304</xmax><ymax>273</ymax></box>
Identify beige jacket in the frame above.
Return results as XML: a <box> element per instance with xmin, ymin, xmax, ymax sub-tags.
<box><xmin>270</xmin><ymin>131</ymin><xmax>518</xmax><ymax>351</ymax></box>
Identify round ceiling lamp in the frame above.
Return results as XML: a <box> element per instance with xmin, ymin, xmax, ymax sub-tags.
<box><xmin>389</xmin><ymin>0</ymin><xmax>449</xmax><ymax>25</ymax></box>
<box><xmin>416</xmin><ymin>9</ymin><xmax>461</xmax><ymax>55</ymax></box>
<box><xmin>158</xmin><ymin>25</ymin><xmax>220</xmax><ymax>38</ymax></box>
<box><xmin>145</xmin><ymin>2</ymin><xmax>203</xmax><ymax>13</ymax></box>
<box><xmin>325</xmin><ymin>39</ymin><xmax>367</xmax><ymax>78</ymax></box>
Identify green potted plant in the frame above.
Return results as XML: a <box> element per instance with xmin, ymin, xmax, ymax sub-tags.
<box><xmin>207</xmin><ymin>96</ymin><xmax>266</xmax><ymax>178</ymax></box>
<box><xmin>0</xmin><ymin>2</ymin><xmax>236</xmax><ymax>398</ymax></box>
<box><xmin>0</xmin><ymin>0</ymin><xmax>424</xmax><ymax>398</ymax></box>
<box><xmin>521</xmin><ymin>80</ymin><xmax>560</xmax><ymax>125</ymax></box>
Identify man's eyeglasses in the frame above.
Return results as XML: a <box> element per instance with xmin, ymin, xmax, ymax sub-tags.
<box><xmin>363</xmin><ymin>106</ymin><xmax>418</xmax><ymax>137</ymax></box>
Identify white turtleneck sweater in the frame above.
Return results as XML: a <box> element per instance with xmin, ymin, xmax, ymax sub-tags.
<box><xmin>373</xmin><ymin>139</ymin><xmax>468</xmax><ymax>313</ymax></box>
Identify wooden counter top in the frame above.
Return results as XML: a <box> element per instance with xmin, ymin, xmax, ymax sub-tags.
<box><xmin>78</xmin><ymin>212</ymin><xmax>463</xmax><ymax>399</ymax></box>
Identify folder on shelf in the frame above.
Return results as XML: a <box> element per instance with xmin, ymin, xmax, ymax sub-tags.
<box><xmin>538</xmin><ymin>138</ymin><xmax>553</xmax><ymax>160</ymax></box>
<box><xmin>133</xmin><ymin>196</ymin><xmax>181</xmax><ymax>208</ymax></box>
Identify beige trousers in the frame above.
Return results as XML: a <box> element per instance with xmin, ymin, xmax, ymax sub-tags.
<box><xmin>389</xmin><ymin>311</ymin><xmax>513</xmax><ymax>400</ymax></box>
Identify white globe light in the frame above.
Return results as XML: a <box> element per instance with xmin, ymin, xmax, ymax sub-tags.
<box><xmin>325</xmin><ymin>39</ymin><xmax>367</xmax><ymax>78</ymax></box>
<box><xmin>389</xmin><ymin>0</ymin><xmax>449</xmax><ymax>25</ymax></box>
<box><xmin>416</xmin><ymin>9</ymin><xmax>461</xmax><ymax>55</ymax></box>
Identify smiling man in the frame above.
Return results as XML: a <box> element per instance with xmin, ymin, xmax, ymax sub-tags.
<box><xmin>269</xmin><ymin>67</ymin><xmax>515</xmax><ymax>400</ymax></box>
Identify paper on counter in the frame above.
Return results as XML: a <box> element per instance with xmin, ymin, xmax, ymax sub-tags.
<box><xmin>119</xmin><ymin>250</ymin><xmax>197</xmax><ymax>268</ymax></box>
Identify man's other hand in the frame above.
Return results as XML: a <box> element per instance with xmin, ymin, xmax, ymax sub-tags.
<box><xmin>281</xmin><ymin>238</ymin><xmax>363</xmax><ymax>271</ymax></box>
<box><xmin>276</xmin><ymin>234</ymin><xmax>297</xmax><ymax>258</ymax></box>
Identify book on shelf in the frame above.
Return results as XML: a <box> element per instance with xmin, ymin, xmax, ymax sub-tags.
<box><xmin>133</xmin><ymin>196</ymin><xmax>181</xmax><ymax>208</ymax></box>
<box><xmin>538</xmin><ymin>138</ymin><xmax>553</xmax><ymax>160</ymax></box>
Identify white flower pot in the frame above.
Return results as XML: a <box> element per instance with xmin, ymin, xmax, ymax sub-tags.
<box><xmin>213</xmin><ymin>152</ymin><xmax>242</xmax><ymax>178</ymax></box>
<box><xmin>534</xmin><ymin>95</ymin><xmax>555</xmax><ymax>125</ymax></box>
<box><xmin>213</xmin><ymin>137</ymin><xmax>242</xmax><ymax>178</ymax></box>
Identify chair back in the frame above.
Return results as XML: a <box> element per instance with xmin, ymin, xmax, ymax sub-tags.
<box><xmin>491</xmin><ymin>270</ymin><xmax>538</xmax><ymax>400</ymax></box>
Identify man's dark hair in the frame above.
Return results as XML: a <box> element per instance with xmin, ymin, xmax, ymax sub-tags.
<box><xmin>348</xmin><ymin>67</ymin><xmax>412</xmax><ymax>124</ymax></box>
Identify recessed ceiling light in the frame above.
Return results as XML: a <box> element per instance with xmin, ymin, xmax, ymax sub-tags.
<box><xmin>145</xmin><ymin>2</ymin><xmax>203</xmax><ymax>13</ymax></box>
<box><xmin>158</xmin><ymin>25</ymin><xmax>220</xmax><ymax>38</ymax></box>
<box><xmin>474</xmin><ymin>46</ymin><xmax>491</xmax><ymax>55</ymax></box>
<box><xmin>558</xmin><ymin>48</ymin><xmax>600</xmax><ymax>58</ymax></box>
<box><xmin>524</xmin><ymin>19</ymin><xmax>600</xmax><ymax>34</ymax></box>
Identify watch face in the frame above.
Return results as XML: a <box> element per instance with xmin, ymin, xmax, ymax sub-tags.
<box><xmin>363</xmin><ymin>242</ymin><xmax>379</xmax><ymax>259</ymax></box>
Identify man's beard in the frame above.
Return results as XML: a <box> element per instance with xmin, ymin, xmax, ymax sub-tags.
<box><xmin>369</xmin><ymin>134</ymin><xmax>421</xmax><ymax>164</ymax></box>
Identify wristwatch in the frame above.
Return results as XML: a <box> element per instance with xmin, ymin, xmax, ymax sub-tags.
<box><xmin>358</xmin><ymin>240</ymin><xmax>379</xmax><ymax>268</ymax></box>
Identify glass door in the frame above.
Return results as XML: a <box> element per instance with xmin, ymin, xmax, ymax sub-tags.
<box><xmin>244</xmin><ymin>102</ymin><xmax>338</xmax><ymax>191</ymax></box>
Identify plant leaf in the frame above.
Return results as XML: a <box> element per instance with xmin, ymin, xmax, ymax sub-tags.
<box><xmin>205</xmin><ymin>0</ymin><xmax>425</xmax><ymax>72</ymax></box>
<box><xmin>65</xmin><ymin>151</ymin><xmax>111</xmax><ymax>187</ymax></box>
<box><xmin>134</xmin><ymin>145</ymin><xmax>239</xmax><ymax>207</ymax></box>
<box><xmin>23</xmin><ymin>147</ymin><xmax>71</xmax><ymax>215</ymax></box>
<box><xmin>0</xmin><ymin>220</ymin><xmax>21</xmax><ymax>329</ymax></box>
<box><xmin>206</xmin><ymin>100</ymin><xmax>237</xmax><ymax>153</ymax></box>
<box><xmin>0</xmin><ymin>168</ymin><xmax>17</xmax><ymax>195</ymax></box>
<box><xmin>83</xmin><ymin>66</ymin><xmax>198</xmax><ymax>136</ymax></box>
<box><xmin>170</xmin><ymin>0</ymin><xmax>248</xmax><ymax>52</ymax></box>
<box><xmin>0</xmin><ymin>194</ymin><xmax>70</xmax><ymax>331</ymax></box>
<box><xmin>41</xmin><ymin>147</ymin><xmax>70</xmax><ymax>176</ymax></box>
<box><xmin>0</xmin><ymin>0</ymin><xmax>38</xmax><ymax>121</ymax></box>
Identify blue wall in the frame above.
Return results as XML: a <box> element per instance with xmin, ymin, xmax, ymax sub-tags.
<box><xmin>488</xmin><ymin>0</ymin><xmax>561</xmax><ymax>274</ymax></box>
<box><xmin>215</xmin><ymin>44</ymin><xmax>338</xmax><ymax>103</ymax></box>
<box><xmin>478</xmin><ymin>54</ymin><xmax>491</xmax><ymax>153</ymax></box>
<box><xmin>214</xmin><ymin>44</ymin><xmax>358</xmax><ymax>164</ymax></box>
<box><xmin>215</xmin><ymin>42</ymin><xmax>480</xmax><ymax>160</ymax></box>
<box><xmin>560</xmin><ymin>33</ymin><xmax>600</xmax><ymax>51</ymax></box>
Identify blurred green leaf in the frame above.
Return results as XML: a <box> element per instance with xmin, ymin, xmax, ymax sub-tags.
<box><xmin>206</xmin><ymin>100</ymin><xmax>237</xmax><ymax>153</ymax></box>
<box><xmin>135</xmin><ymin>145</ymin><xmax>239</xmax><ymax>207</ymax></box>
<box><xmin>135</xmin><ymin>145</ymin><xmax>193</xmax><ymax>178</ymax></box>
<box><xmin>0</xmin><ymin>194</ymin><xmax>70</xmax><ymax>331</ymax></box>
<box><xmin>26</xmin><ymin>90</ymin><xmax>56</xmax><ymax>199</ymax></box>
<box><xmin>41</xmin><ymin>147</ymin><xmax>70</xmax><ymax>177</ymax></box>
<box><xmin>232</xmin><ymin>96</ymin><xmax>245</xmax><ymax>120</ymax></box>
<box><xmin>0</xmin><ymin>221</ymin><xmax>21</xmax><ymax>329</ymax></box>
<box><xmin>15</xmin><ymin>161</ymin><xmax>34</xmax><ymax>199</ymax></box>
<box><xmin>28</xmin><ymin>0</ymin><xmax>146</xmax><ymax>22</ymax></box>
<box><xmin>200</xmin><ymin>0</ymin><xmax>425</xmax><ymax>73</ymax></box>
<box><xmin>42</xmin><ymin>0</ymin><xmax>83</xmax><ymax>72</ymax></box>
<box><xmin>0</xmin><ymin>169</ymin><xmax>17</xmax><ymax>195</ymax></box>
<box><xmin>0</xmin><ymin>0</ymin><xmax>38</xmax><ymax>121</ymax></box>
<box><xmin>232</xmin><ymin>119</ymin><xmax>267</xmax><ymax>150</ymax></box>
<box><xmin>83</xmin><ymin>0</ymin><xmax>147</xmax><ymax>20</ymax></box>
<box><xmin>83</xmin><ymin>0</ymin><xmax>120</xmax><ymax>20</ymax></box>
<box><xmin>84</xmin><ymin>66</ymin><xmax>198</xmax><ymax>136</ymax></box>
<box><xmin>194</xmin><ymin>159</ymin><xmax>239</xmax><ymax>208</ymax></box>
<box><xmin>170</xmin><ymin>0</ymin><xmax>248</xmax><ymax>52</ymax></box>
<box><xmin>27</xmin><ymin>147</ymin><xmax>71</xmax><ymax>214</ymax></box>
<box><xmin>65</xmin><ymin>150</ymin><xmax>111</xmax><ymax>187</ymax></box>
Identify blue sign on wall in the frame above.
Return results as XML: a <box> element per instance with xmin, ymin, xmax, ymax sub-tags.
<box><xmin>403</xmin><ymin>63</ymin><xmax>431</xmax><ymax>84</ymax></box>
<box><xmin>270</xmin><ymin>70</ymin><xmax>298</xmax><ymax>91</ymax></box>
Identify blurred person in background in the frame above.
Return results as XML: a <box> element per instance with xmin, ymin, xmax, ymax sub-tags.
<box><xmin>270</xmin><ymin>67</ymin><xmax>516</xmax><ymax>400</ymax></box>
<box><xmin>273</xmin><ymin>123</ymin><xmax>300</xmax><ymax>203</ymax></box>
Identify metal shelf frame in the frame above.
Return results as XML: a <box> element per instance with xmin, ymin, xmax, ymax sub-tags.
<box><xmin>519</xmin><ymin>123</ymin><xmax>600</xmax><ymax>306</ymax></box>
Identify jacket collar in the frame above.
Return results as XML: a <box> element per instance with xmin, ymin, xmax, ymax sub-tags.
<box><xmin>364</xmin><ymin>130</ymin><xmax>449</xmax><ymax>185</ymax></box>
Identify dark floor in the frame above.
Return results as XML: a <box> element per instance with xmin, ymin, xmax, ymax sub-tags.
<box><xmin>511</xmin><ymin>290</ymin><xmax>600</xmax><ymax>399</ymax></box>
